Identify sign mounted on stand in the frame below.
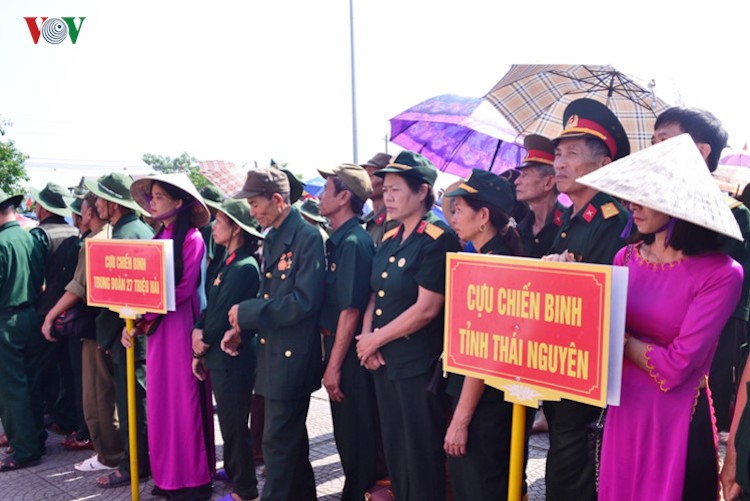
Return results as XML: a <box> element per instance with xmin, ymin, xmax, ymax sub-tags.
<box><xmin>86</xmin><ymin>239</ymin><xmax>175</xmax><ymax>315</ymax></box>
<box><xmin>444</xmin><ymin>253</ymin><xmax>628</xmax><ymax>408</ymax></box>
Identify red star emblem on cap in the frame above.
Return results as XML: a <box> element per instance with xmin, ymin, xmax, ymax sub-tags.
<box><xmin>582</xmin><ymin>204</ymin><xmax>597</xmax><ymax>223</ymax></box>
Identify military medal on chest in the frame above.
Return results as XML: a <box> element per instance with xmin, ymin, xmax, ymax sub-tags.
<box><xmin>278</xmin><ymin>251</ymin><xmax>293</xmax><ymax>272</ymax></box>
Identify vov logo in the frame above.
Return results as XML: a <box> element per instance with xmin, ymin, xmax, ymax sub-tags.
<box><xmin>24</xmin><ymin>17</ymin><xmax>86</xmax><ymax>45</ymax></box>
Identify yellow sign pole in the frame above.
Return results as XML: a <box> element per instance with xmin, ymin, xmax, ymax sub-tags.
<box><xmin>507</xmin><ymin>403</ymin><xmax>527</xmax><ymax>501</ymax></box>
<box><xmin>125</xmin><ymin>317</ymin><xmax>140</xmax><ymax>501</ymax></box>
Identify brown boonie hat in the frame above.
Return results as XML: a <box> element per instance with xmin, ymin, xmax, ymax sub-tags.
<box><xmin>233</xmin><ymin>168</ymin><xmax>291</xmax><ymax>199</ymax></box>
<box><xmin>317</xmin><ymin>163</ymin><xmax>373</xmax><ymax>202</ymax></box>
<box><xmin>360</xmin><ymin>152</ymin><xmax>391</xmax><ymax>170</ymax></box>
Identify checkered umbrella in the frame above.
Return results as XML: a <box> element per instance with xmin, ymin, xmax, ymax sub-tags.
<box><xmin>197</xmin><ymin>160</ymin><xmax>249</xmax><ymax>197</ymax></box>
<box><xmin>484</xmin><ymin>64</ymin><xmax>672</xmax><ymax>153</ymax></box>
<box><xmin>389</xmin><ymin>94</ymin><xmax>526</xmax><ymax>178</ymax></box>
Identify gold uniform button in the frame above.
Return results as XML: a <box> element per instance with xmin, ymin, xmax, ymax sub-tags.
<box><xmin>561</xmin><ymin>232</ymin><xmax>567</xmax><ymax>239</ymax></box>
<box><xmin>375</xmin><ymin>308</ymin><xmax>383</xmax><ymax>316</ymax></box>
<box><xmin>265</xmin><ymin>272</ymin><xmax>273</xmax><ymax>279</ymax></box>
<box><xmin>281</xmin><ymin>274</ymin><xmax>286</xmax><ymax>280</ymax></box>
<box><xmin>534</xmin><ymin>238</ymin><xmax>540</xmax><ymax>244</ymax></box>
<box><xmin>381</xmin><ymin>271</ymin><xmax>388</xmax><ymax>279</ymax></box>
<box><xmin>388</xmin><ymin>256</ymin><xmax>396</xmax><ymax>263</ymax></box>
<box><xmin>378</xmin><ymin>290</ymin><xmax>385</xmax><ymax>297</ymax></box>
<box><xmin>260</xmin><ymin>338</ymin><xmax>266</xmax><ymax>344</ymax></box>
<box><xmin>284</xmin><ymin>350</ymin><xmax>292</xmax><ymax>358</ymax></box>
<box><xmin>263</xmin><ymin>293</ymin><xmax>269</xmax><ymax>299</ymax></box>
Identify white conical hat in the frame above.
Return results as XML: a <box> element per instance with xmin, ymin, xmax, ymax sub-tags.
<box><xmin>577</xmin><ymin>133</ymin><xmax>742</xmax><ymax>241</ymax></box>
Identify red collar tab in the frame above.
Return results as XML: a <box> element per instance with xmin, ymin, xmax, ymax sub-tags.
<box><xmin>582</xmin><ymin>203</ymin><xmax>597</xmax><ymax>223</ymax></box>
<box><xmin>524</xmin><ymin>149</ymin><xmax>554</xmax><ymax>165</ymax></box>
<box><xmin>562</xmin><ymin>116</ymin><xmax>617</xmax><ymax>159</ymax></box>
<box><xmin>225</xmin><ymin>251</ymin><xmax>236</xmax><ymax>266</ymax></box>
<box><xmin>416</xmin><ymin>220</ymin><xmax>428</xmax><ymax>234</ymax></box>
<box><xmin>553</xmin><ymin>209</ymin><xmax>563</xmax><ymax>226</ymax></box>
<box><xmin>375</xmin><ymin>212</ymin><xmax>386</xmax><ymax>225</ymax></box>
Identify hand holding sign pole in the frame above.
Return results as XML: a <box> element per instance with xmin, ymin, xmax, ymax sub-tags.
<box><xmin>444</xmin><ymin>253</ymin><xmax>627</xmax><ymax>501</ymax></box>
<box><xmin>86</xmin><ymin>240</ymin><xmax>175</xmax><ymax>501</ymax></box>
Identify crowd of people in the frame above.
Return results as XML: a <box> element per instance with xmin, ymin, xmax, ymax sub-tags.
<box><xmin>1</xmin><ymin>97</ymin><xmax>750</xmax><ymax>501</ymax></box>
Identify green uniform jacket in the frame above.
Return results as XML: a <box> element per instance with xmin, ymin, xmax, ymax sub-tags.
<box><xmin>549</xmin><ymin>192</ymin><xmax>628</xmax><ymax>264</ymax></box>
<box><xmin>370</xmin><ymin>211</ymin><xmax>461</xmax><ymax>380</ymax></box>
<box><xmin>320</xmin><ymin>217</ymin><xmax>375</xmax><ymax>335</ymax></box>
<box><xmin>517</xmin><ymin>201</ymin><xmax>565</xmax><ymax>258</ymax></box>
<box><xmin>237</xmin><ymin>208</ymin><xmax>325</xmax><ymax>400</ymax></box>
<box><xmin>364</xmin><ymin>207</ymin><xmax>398</xmax><ymax>247</ymax></box>
<box><xmin>96</xmin><ymin>213</ymin><xmax>154</xmax><ymax>363</ymax></box>
<box><xmin>0</xmin><ymin>221</ymin><xmax>44</xmax><ymax>308</ymax></box>
<box><xmin>721</xmin><ymin>203</ymin><xmax>750</xmax><ymax>321</ymax></box>
<box><xmin>196</xmin><ymin>247</ymin><xmax>260</xmax><ymax>370</ymax></box>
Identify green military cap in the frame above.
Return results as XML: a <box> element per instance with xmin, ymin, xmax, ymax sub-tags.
<box><xmin>282</xmin><ymin>169</ymin><xmax>304</xmax><ymax>203</ymax></box>
<box><xmin>317</xmin><ymin>163</ymin><xmax>373</xmax><ymax>201</ymax></box>
<box><xmin>0</xmin><ymin>188</ymin><xmax>23</xmax><ymax>209</ymax></box>
<box><xmin>68</xmin><ymin>196</ymin><xmax>84</xmax><ymax>216</ymax></box>
<box><xmin>553</xmin><ymin>98</ymin><xmax>630</xmax><ymax>160</ymax></box>
<box><xmin>374</xmin><ymin>150</ymin><xmax>438</xmax><ymax>186</ymax></box>
<box><xmin>517</xmin><ymin>134</ymin><xmax>556</xmax><ymax>169</ymax></box>
<box><xmin>29</xmin><ymin>182</ymin><xmax>73</xmax><ymax>217</ymax></box>
<box><xmin>199</xmin><ymin>184</ymin><xmax>224</xmax><ymax>204</ymax></box>
<box><xmin>360</xmin><ymin>152</ymin><xmax>391</xmax><ymax>170</ymax></box>
<box><xmin>296</xmin><ymin>198</ymin><xmax>327</xmax><ymax>224</ymax></box>
<box><xmin>445</xmin><ymin>169</ymin><xmax>517</xmax><ymax>215</ymax></box>
<box><xmin>234</xmin><ymin>168</ymin><xmax>290</xmax><ymax>199</ymax></box>
<box><xmin>84</xmin><ymin>173</ymin><xmax>147</xmax><ymax>215</ymax></box>
<box><xmin>216</xmin><ymin>198</ymin><xmax>264</xmax><ymax>240</ymax></box>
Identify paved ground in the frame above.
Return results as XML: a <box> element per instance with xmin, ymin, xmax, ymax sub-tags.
<box><xmin>0</xmin><ymin>389</ymin><xmax>724</xmax><ymax>500</ymax></box>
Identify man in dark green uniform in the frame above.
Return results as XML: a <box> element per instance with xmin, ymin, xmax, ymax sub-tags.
<box><xmin>316</xmin><ymin>163</ymin><xmax>378</xmax><ymax>501</ymax></box>
<box><xmin>652</xmin><ymin>107</ymin><xmax>750</xmax><ymax>495</ymax></box>
<box><xmin>543</xmin><ymin>98</ymin><xmax>630</xmax><ymax>501</ymax></box>
<box><xmin>193</xmin><ymin>198</ymin><xmax>263</xmax><ymax>501</ymax></box>
<box><xmin>361</xmin><ymin>152</ymin><xmax>398</xmax><ymax>246</ymax></box>
<box><xmin>227</xmin><ymin>167</ymin><xmax>325</xmax><ymax>501</ymax></box>
<box><xmin>0</xmin><ymin>189</ymin><xmax>46</xmax><ymax>471</ymax></box>
<box><xmin>84</xmin><ymin>173</ymin><xmax>154</xmax><ymax>488</ymax></box>
<box><xmin>514</xmin><ymin>134</ymin><xmax>565</xmax><ymax>258</ymax></box>
<box><xmin>30</xmin><ymin>183</ymin><xmax>80</xmax><ymax>436</ymax></box>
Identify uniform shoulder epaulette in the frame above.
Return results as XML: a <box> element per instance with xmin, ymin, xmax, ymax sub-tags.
<box><xmin>423</xmin><ymin>222</ymin><xmax>445</xmax><ymax>240</ymax></box>
<box><xmin>600</xmin><ymin>202</ymin><xmax>620</xmax><ymax>220</ymax></box>
<box><xmin>726</xmin><ymin>195</ymin><xmax>743</xmax><ymax>210</ymax></box>
<box><xmin>382</xmin><ymin>227</ymin><xmax>399</xmax><ymax>241</ymax></box>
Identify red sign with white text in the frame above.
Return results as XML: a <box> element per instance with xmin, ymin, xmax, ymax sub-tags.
<box><xmin>445</xmin><ymin>253</ymin><xmax>626</xmax><ymax>408</ymax></box>
<box><xmin>86</xmin><ymin>240</ymin><xmax>169</xmax><ymax>315</ymax></box>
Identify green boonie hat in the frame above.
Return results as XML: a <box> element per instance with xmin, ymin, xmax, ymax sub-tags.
<box><xmin>84</xmin><ymin>173</ymin><xmax>147</xmax><ymax>215</ymax></box>
<box><xmin>199</xmin><ymin>184</ymin><xmax>224</xmax><ymax>204</ymax></box>
<box><xmin>0</xmin><ymin>188</ymin><xmax>23</xmax><ymax>210</ymax></box>
<box><xmin>216</xmin><ymin>199</ymin><xmax>264</xmax><ymax>240</ymax></box>
<box><xmin>317</xmin><ymin>163</ymin><xmax>373</xmax><ymax>201</ymax></box>
<box><xmin>445</xmin><ymin>169</ymin><xmax>517</xmax><ymax>215</ymax></box>
<box><xmin>130</xmin><ymin>173</ymin><xmax>211</xmax><ymax>228</ymax></box>
<box><xmin>29</xmin><ymin>182</ymin><xmax>73</xmax><ymax>217</ymax></box>
<box><xmin>68</xmin><ymin>196</ymin><xmax>84</xmax><ymax>216</ymax></box>
<box><xmin>296</xmin><ymin>198</ymin><xmax>327</xmax><ymax>224</ymax></box>
<box><xmin>374</xmin><ymin>151</ymin><xmax>438</xmax><ymax>186</ymax></box>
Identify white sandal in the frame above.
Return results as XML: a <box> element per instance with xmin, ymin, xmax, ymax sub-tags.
<box><xmin>75</xmin><ymin>454</ymin><xmax>116</xmax><ymax>472</ymax></box>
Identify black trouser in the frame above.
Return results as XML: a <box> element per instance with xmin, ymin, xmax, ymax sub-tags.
<box><xmin>324</xmin><ymin>341</ymin><xmax>379</xmax><ymax>501</ymax></box>
<box><xmin>67</xmin><ymin>337</ymin><xmax>89</xmax><ymax>439</ymax></box>
<box><xmin>683</xmin><ymin>387</ymin><xmax>719</xmax><ymax>501</ymax></box>
<box><xmin>262</xmin><ymin>396</ymin><xmax>316</xmax><ymax>501</ymax></box>
<box><xmin>373</xmin><ymin>371</ymin><xmax>446</xmax><ymax>501</ymax></box>
<box><xmin>447</xmin><ymin>396</ymin><xmax>535</xmax><ymax>501</ymax></box>
<box><xmin>39</xmin><ymin>335</ymin><xmax>77</xmax><ymax>432</ymax></box>
<box><xmin>210</xmin><ymin>366</ymin><xmax>258</xmax><ymax>500</ymax></box>
<box><xmin>0</xmin><ymin>309</ymin><xmax>46</xmax><ymax>463</ymax></box>
<box><xmin>113</xmin><ymin>359</ymin><xmax>150</xmax><ymax>477</ymax></box>
<box><xmin>710</xmin><ymin>318</ymin><xmax>748</xmax><ymax>431</ymax></box>
<box><xmin>542</xmin><ymin>399</ymin><xmax>599</xmax><ymax>501</ymax></box>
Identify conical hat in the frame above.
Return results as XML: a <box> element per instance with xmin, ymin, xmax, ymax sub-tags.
<box><xmin>130</xmin><ymin>173</ymin><xmax>210</xmax><ymax>228</ymax></box>
<box><xmin>577</xmin><ymin>133</ymin><xmax>742</xmax><ymax>241</ymax></box>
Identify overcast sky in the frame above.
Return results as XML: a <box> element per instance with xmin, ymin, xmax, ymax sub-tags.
<box><xmin>2</xmin><ymin>0</ymin><xmax>749</xmax><ymax>188</ymax></box>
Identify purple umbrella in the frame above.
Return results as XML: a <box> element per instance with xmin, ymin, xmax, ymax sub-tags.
<box><xmin>390</xmin><ymin>94</ymin><xmax>526</xmax><ymax>179</ymax></box>
<box><xmin>720</xmin><ymin>151</ymin><xmax>750</xmax><ymax>167</ymax></box>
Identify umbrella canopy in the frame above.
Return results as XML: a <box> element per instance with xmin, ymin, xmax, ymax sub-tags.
<box><xmin>197</xmin><ymin>160</ymin><xmax>249</xmax><ymax>198</ymax></box>
<box><xmin>720</xmin><ymin>150</ymin><xmax>750</xmax><ymax>167</ymax></box>
<box><xmin>484</xmin><ymin>64</ymin><xmax>672</xmax><ymax>153</ymax></box>
<box><xmin>389</xmin><ymin>94</ymin><xmax>526</xmax><ymax>178</ymax></box>
<box><xmin>303</xmin><ymin>176</ymin><xmax>326</xmax><ymax>197</ymax></box>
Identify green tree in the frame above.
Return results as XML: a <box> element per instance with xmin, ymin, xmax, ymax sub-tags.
<box><xmin>141</xmin><ymin>152</ymin><xmax>211</xmax><ymax>190</ymax></box>
<box><xmin>0</xmin><ymin>115</ymin><xmax>30</xmax><ymax>194</ymax></box>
